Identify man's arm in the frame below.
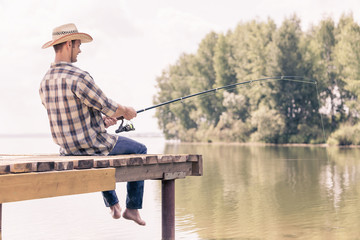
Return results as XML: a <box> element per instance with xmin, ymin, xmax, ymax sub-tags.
<box><xmin>103</xmin><ymin>104</ymin><xmax>136</xmax><ymax>128</ymax></box>
<box><xmin>74</xmin><ymin>76</ymin><xmax>137</xmax><ymax>120</ymax></box>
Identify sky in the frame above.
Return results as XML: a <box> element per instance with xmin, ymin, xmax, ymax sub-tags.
<box><xmin>0</xmin><ymin>0</ymin><xmax>359</xmax><ymax>136</ymax></box>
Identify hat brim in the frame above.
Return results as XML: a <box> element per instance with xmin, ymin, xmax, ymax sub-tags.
<box><xmin>42</xmin><ymin>33</ymin><xmax>93</xmax><ymax>49</ymax></box>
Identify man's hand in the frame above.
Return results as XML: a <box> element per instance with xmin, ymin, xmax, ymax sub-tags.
<box><xmin>111</xmin><ymin>105</ymin><xmax>137</xmax><ymax>120</ymax></box>
<box><xmin>103</xmin><ymin>116</ymin><xmax>117</xmax><ymax>128</ymax></box>
<box><xmin>122</xmin><ymin>106</ymin><xmax>137</xmax><ymax>120</ymax></box>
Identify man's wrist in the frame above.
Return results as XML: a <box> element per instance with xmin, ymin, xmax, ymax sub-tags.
<box><xmin>110</xmin><ymin>104</ymin><xmax>123</xmax><ymax>119</ymax></box>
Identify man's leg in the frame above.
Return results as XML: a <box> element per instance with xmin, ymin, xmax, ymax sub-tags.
<box><xmin>105</xmin><ymin>136</ymin><xmax>147</xmax><ymax>225</ymax></box>
<box><xmin>102</xmin><ymin>190</ymin><xmax>121</xmax><ymax>219</ymax></box>
<box><xmin>123</xmin><ymin>180</ymin><xmax>146</xmax><ymax>225</ymax></box>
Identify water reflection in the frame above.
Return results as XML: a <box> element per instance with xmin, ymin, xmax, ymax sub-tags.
<box><xmin>165</xmin><ymin>144</ymin><xmax>360</xmax><ymax>240</ymax></box>
<box><xmin>2</xmin><ymin>137</ymin><xmax>360</xmax><ymax>239</ymax></box>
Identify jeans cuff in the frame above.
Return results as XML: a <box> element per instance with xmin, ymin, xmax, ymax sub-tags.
<box><xmin>102</xmin><ymin>190</ymin><xmax>119</xmax><ymax>207</ymax></box>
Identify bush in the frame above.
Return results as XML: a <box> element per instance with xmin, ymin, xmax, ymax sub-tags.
<box><xmin>250</xmin><ymin>106</ymin><xmax>286</xmax><ymax>143</ymax></box>
<box><xmin>213</xmin><ymin>112</ymin><xmax>251</xmax><ymax>142</ymax></box>
<box><xmin>327</xmin><ymin>123</ymin><xmax>360</xmax><ymax>146</ymax></box>
<box><xmin>288</xmin><ymin>124</ymin><xmax>325</xmax><ymax>144</ymax></box>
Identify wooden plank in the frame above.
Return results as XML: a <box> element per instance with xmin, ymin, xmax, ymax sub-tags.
<box><xmin>54</xmin><ymin>161</ymin><xmax>74</xmax><ymax>171</ymax></box>
<box><xmin>0</xmin><ymin>168</ymin><xmax>115</xmax><ymax>203</ymax></box>
<box><xmin>158</xmin><ymin>155</ymin><xmax>174</xmax><ymax>163</ymax></box>
<box><xmin>94</xmin><ymin>159</ymin><xmax>110</xmax><ymax>168</ymax></box>
<box><xmin>110</xmin><ymin>158</ymin><xmax>129</xmax><ymax>167</ymax></box>
<box><xmin>0</xmin><ymin>165</ymin><xmax>9</xmax><ymax>175</ymax></box>
<box><xmin>1</xmin><ymin>156</ymin><xmax>94</xmax><ymax>171</ymax></box>
<box><xmin>1</xmin><ymin>157</ymin><xmax>74</xmax><ymax>172</ymax></box>
<box><xmin>187</xmin><ymin>154</ymin><xmax>200</xmax><ymax>162</ymax></box>
<box><xmin>73</xmin><ymin>159</ymin><xmax>94</xmax><ymax>169</ymax></box>
<box><xmin>25</xmin><ymin>157</ymin><xmax>74</xmax><ymax>171</ymax></box>
<box><xmin>144</xmin><ymin>155</ymin><xmax>158</xmax><ymax>165</ymax></box>
<box><xmin>128</xmin><ymin>156</ymin><xmax>143</xmax><ymax>166</ymax></box>
<box><xmin>0</xmin><ymin>203</ymin><xmax>2</xmax><ymax>240</ymax></box>
<box><xmin>10</xmin><ymin>162</ymin><xmax>33</xmax><ymax>173</ymax></box>
<box><xmin>106</xmin><ymin>155</ymin><xmax>148</xmax><ymax>167</ymax></box>
<box><xmin>115</xmin><ymin>162</ymin><xmax>193</xmax><ymax>182</ymax></box>
<box><xmin>33</xmin><ymin>161</ymin><xmax>55</xmax><ymax>172</ymax></box>
<box><xmin>174</xmin><ymin>154</ymin><xmax>188</xmax><ymax>163</ymax></box>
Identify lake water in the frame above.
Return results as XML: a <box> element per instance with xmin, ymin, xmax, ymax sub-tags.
<box><xmin>1</xmin><ymin>136</ymin><xmax>360</xmax><ymax>239</ymax></box>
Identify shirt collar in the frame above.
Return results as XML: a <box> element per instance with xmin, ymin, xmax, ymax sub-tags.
<box><xmin>51</xmin><ymin>61</ymin><xmax>74</xmax><ymax>68</ymax></box>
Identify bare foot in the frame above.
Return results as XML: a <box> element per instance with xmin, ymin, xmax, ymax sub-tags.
<box><xmin>110</xmin><ymin>203</ymin><xmax>122</xmax><ymax>219</ymax></box>
<box><xmin>123</xmin><ymin>209</ymin><xmax>146</xmax><ymax>226</ymax></box>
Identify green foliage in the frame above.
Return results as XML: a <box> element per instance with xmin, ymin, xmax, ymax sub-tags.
<box><xmin>327</xmin><ymin>123</ymin><xmax>360</xmax><ymax>146</ymax></box>
<box><xmin>214</xmin><ymin>34</ymin><xmax>237</xmax><ymax>87</ymax></box>
<box><xmin>193</xmin><ymin>32</ymin><xmax>225</xmax><ymax>125</ymax></box>
<box><xmin>154</xmin><ymin>13</ymin><xmax>360</xmax><ymax>145</ymax></box>
<box><xmin>213</xmin><ymin>91</ymin><xmax>251</xmax><ymax>142</ymax></box>
<box><xmin>250</xmin><ymin>106</ymin><xmax>285</xmax><ymax>143</ymax></box>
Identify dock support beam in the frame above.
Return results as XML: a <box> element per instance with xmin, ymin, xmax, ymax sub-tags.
<box><xmin>0</xmin><ymin>203</ymin><xmax>2</xmax><ymax>240</ymax></box>
<box><xmin>162</xmin><ymin>179</ymin><xmax>175</xmax><ymax>240</ymax></box>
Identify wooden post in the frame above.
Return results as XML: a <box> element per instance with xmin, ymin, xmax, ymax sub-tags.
<box><xmin>0</xmin><ymin>203</ymin><xmax>2</xmax><ymax>240</ymax></box>
<box><xmin>162</xmin><ymin>179</ymin><xmax>175</xmax><ymax>240</ymax></box>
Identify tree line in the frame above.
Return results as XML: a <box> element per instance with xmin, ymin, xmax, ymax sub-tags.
<box><xmin>153</xmin><ymin>13</ymin><xmax>360</xmax><ymax>145</ymax></box>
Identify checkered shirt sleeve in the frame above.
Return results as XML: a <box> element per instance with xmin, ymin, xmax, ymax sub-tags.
<box><xmin>39</xmin><ymin>62</ymin><xmax>118</xmax><ymax>155</ymax></box>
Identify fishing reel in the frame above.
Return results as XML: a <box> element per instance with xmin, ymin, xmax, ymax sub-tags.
<box><xmin>115</xmin><ymin>118</ymin><xmax>135</xmax><ymax>133</ymax></box>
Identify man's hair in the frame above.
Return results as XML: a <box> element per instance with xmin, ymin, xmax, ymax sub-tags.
<box><xmin>53</xmin><ymin>40</ymin><xmax>76</xmax><ymax>52</ymax></box>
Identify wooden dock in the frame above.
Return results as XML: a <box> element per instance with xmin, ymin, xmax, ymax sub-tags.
<box><xmin>0</xmin><ymin>153</ymin><xmax>203</xmax><ymax>240</ymax></box>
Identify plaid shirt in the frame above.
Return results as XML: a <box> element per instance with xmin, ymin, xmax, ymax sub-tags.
<box><xmin>39</xmin><ymin>62</ymin><xmax>118</xmax><ymax>155</ymax></box>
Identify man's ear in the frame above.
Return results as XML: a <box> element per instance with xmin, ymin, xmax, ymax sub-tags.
<box><xmin>66</xmin><ymin>40</ymin><xmax>72</xmax><ymax>49</ymax></box>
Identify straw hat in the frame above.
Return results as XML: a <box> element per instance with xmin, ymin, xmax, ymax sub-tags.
<box><xmin>42</xmin><ymin>23</ymin><xmax>93</xmax><ymax>49</ymax></box>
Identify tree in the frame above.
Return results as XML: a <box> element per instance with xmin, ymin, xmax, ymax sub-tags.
<box><xmin>334</xmin><ymin>13</ymin><xmax>360</xmax><ymax>123</ymax></box>
<box><xmin>192</xmin><ymin>32</ymin><xmax>225</xmax><ymax>125</ymax></box>
<box><xmin>266</xmin><ymin>15</ymin><xmax>319</xmax><ymax>142</ymax></box>
<box><xmin>214</xmin><ymin>33</ymin><xmax>237</xmax><ymax>88</ymax></box>
<box><xmin>154</xmin><ymin>68</ymin><xmax>177</xmax><ymax>139</ymax></box>
<box><xmin>308</xmin><ymin>17</ymin><xmax>344</xmax><ymax>132</ymax></box>
<box><xmin>154</xmin><ymin>13</ymin><xmax>360</xmax><ymax>144</ymax></box>
<box><xmin>154</xmin><ymin>54</ymin><xmax>198</xmax><ymax>139</ymax></box>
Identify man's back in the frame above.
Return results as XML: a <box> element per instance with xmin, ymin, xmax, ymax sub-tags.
<box><xmin>39</xmin><ymin>61</ymin><xmax>118</xmax><ymax>155</ymax></box>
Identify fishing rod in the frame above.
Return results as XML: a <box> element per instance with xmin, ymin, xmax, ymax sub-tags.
<box><xmin>115</xmin><ymin>76</ymin><xmax>316</xmax><ymax>133</ymax></box>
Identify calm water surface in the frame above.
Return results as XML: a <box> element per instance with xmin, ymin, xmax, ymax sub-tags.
<box><xmin>1</xmin><ymin>136</ymin><xmax>360</xmax><ymax>239</ymax></box>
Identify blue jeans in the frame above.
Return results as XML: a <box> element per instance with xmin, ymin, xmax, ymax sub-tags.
<box><xmin>102</xmin><ymin>136</ymin><xmax>147</xmax><ymax>209</ymax></box>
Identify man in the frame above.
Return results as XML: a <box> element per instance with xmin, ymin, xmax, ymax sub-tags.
<box><xmin>39</xmin><ymin>23</ymin><xmax>146</xmax><ymax>226</ymax></box>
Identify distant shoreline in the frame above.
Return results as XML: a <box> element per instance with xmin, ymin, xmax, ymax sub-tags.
<box><xmin>166</xmin><ymin>140</ymin><xmax>360</xmax><ymax>148</ymax></box>
<box><xmin>0</xmin><ymin>132</ymin><xmax>164</xmax><ymax>138</ymax></box>
<box><xmin>1</xmin><ymin>134</ymin><xmax>359</xmax><ymax>148</ymax></box>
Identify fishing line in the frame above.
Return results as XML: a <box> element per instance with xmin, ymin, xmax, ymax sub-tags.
<box><xmin>315</xmin><ymin>82</ymin><xmax>327</xmax><ymax>143</ymax></box>
<box><xmin>168</xmin><ymin>77</ymin><xmax>315</xmax><ymax>113</ymax></box>
<box><xmin>158</xmin><ymin>77</ymin><xmax>316</xmax><ymax>111</ymax></box>
<box><xmin>115</xmin><ymin>76</ymin><xmax>322</xmax><ymax>135</ymax></box>
<box><xmin>135</xmin><ymin>76</ymin><xmax>315</xmax><ymax>114</ymax></box>
<box><xmin>315</xmin><ymin>81</ymin><xmax>330</xmax><ymax>162</ymax></box>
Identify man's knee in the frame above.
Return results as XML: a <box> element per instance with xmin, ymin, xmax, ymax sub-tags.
<box><xmin>139</xmin><ymin>144</ymin><xmax>147</xmax><ymax>154</ymax></box>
